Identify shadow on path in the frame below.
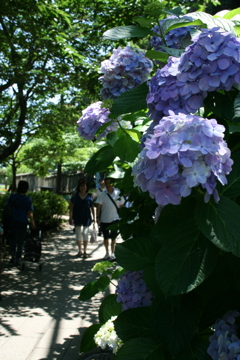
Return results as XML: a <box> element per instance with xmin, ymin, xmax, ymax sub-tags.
<box><xmin>0</xmin><ymin>224</ymin><xmax>108</xmax><ymax>360</ymax></box>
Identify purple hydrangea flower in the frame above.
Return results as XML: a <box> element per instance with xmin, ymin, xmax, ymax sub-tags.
<box><xmin>150</xmin><ymin>16</ymin><xmax>195</xmax><ymax>52</ymax></box>
<box><xmin>77</xmin><ymin>101</ymin><xmax>118</xmax><ymax>141</ymax></box>
<box><xmin>115</xmin><ymin>270</ymin><xmax>154</xmax><ymax>311</ymax></box>
<box><xmin>207</xmin><ymin>310</ymin><xmax>240</xmax><ymax>360</ymax></box>
<box><xmin>99</xmin><ymin>46</ymin><xmax>153</xmax><ymax>100</ymax></box>
<box><xmin>132</xmin><ymin>114</ymin><xmax>233</xmax><ymax>206</ymax></box>
<box><xmin>147</xmin><ymin>27</ymin><xmax>240</xmax><ymax>123</ymax></box>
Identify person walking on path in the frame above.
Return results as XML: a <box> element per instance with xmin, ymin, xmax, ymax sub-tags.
<box><xmin>69</xmin><ymin>180</ymin><xmax>95</xmax><ymax>258</ymax></box>
<box><xmin>7</xmin><ymin>180</ymin><xmax>36</xmax><ymax>266</ymax></box>
<box><xmin>96</xmin><ymin>178</ymin><xmax>125</xmax><ymax>260</ymax></box>
<box><xmin>94</xmin><ymin>177</ymin><xmax>106</xmax><ymax>236</ymax></box>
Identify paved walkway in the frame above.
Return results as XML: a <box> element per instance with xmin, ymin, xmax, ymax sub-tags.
<box><xmin>0</xmin><ymin>223</ymin><xmax>117</xmax><ymax>360</ymax></box>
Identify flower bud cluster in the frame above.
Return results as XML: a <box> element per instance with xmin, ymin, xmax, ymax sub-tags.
<box><xmin>115</xmin><ymin>270</ymin><xmax>154</xmax><ymax>311</ymax></box>
<box><xmin>99</xmin><ymin>46</ymin><xmax>153</xmax><ymax>100</ymax></box>
<box><xmin>94</xmin><ymin>316</ymin><xmax>123</xmax><ymax>354</ymax></box>
<box><xmin>132</xmin><ymin>113</ymin><xmax>233</xmax><ymax>205</ymax></box>
<box><xmin>147</xmin><ymin>27</ymin><xmax>240</xmax><ymax>122</ymax></box>
<box><xmin>150</xmin><ymin>16</ymin><xmax>194</xmax><ymax>51</ymax></box>
<box><xmin>77</xmin><ymin>101</ymin><xmax>118</xmax><ymax>140</ymax></box>
<box><xmin>207</xmin><ymin>311</ymin><xmax>240</xmax><ymax>360</ymax></box>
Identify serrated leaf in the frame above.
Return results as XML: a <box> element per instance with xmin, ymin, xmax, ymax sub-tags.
<box><xmin>125</xmin><ymin>129</ymin><xmax>141</xmax><ymax>142</ymax></box>
<box><xmin>115</xmin><ymin>338</ymin><xmax>164</xmax><ymax>360</ymax></box>
<box><xmin>159</xmin><ymin>46</ymin><xmax>185</xmax><ymax>57</ymax></box>
<box><xmin>114</xmin><ymin>134</ymin><xmax>140</xmax><ymax>162</ymax></box>
<box><xmin>133</xmin><ymin>17</ymin><xmax>154</xmax><ymax>28</ymax></box>
<box><xmin>103</xmin><ymin>26</ymin><xmax>152</xmax><ymax>40</ymax></box>
<box><xmin>112</xmin><ymin>267</ymin><xmax>126</xmax><ymax>280</ymax></box>
<box><xmin>85</xmin><ymin>146</ymin><xmax>115</xmax><ymax>174</ymax></box>
<box><xmin>145</xmin><ymin>50</ymin><xmax>169</xmax><ymax>63</ymax></box>
<box><xmin>110</xmin><ymin>83</ymin><xmax>149</xmax><ymax>116</ymax></box>
<box><xmin>188</xmin><ymin>11</ymin><xmax>236</xmax><ymax>34</ymax></box>
<box><xmin>152</xmin><ymin>299</ymin><xmax>196</xmax><ymax>355</ymax></box>
<box><xmin>233</xmin><ymin>92</ymin><xmax>240</xmax><ymax>122</ymax></box>
<box><xmin>219</xmin><ymin>151</ymin><xmax>240</xmax><ymax>197</ymax></box>
<box><xmin>115</xmin><ymin>237</ymin><xmax>157</xmax><ymax>271</ymax></box>
<box><xmin>114</xmin><ymin>307</ymin><xmax>153</xmax><ymax>341</ymax></box>
<box><xmin>99</xmin><ymin>294</ymin><xmax>122</xmax><ymax>323</ymax></box>
<box><xmin>222</xmin><ymin>8</ymin><xmax>240</xmax><ymax>20</ymax></box>
<box><xmin>80</xmin><ymin>324</ymin><xmax>102</xmax><ymax>352</ymax></box>
<box><xmin>166</xmin><ymin>19</ymin><xmax>204</xmax><ymax>33</ymax></box>
<box><xmin>195</xmin><ymin>196</ymin><xmax>240</xmax><ymax>257</ymax></box>
<box><xmin>155</xmin><ymin>223</ymin><xmax>217</xmax><ymax>295</ymax></box>
<box><xmin>177</xmin><ymin>334</ymin><xmax>212</xmax><ymax>360</ymax></box>
<box><xmin>79</xmin><ymin>275</ymin><xmax>110</xmax><ymax>301</ymax></box>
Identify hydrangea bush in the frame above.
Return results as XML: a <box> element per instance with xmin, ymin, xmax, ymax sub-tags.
<box><xmin>77</xmin><ymin>101</ymin><xmax>118</xmax><ymax>140</ymax></box>
<box><xmin>132</xmin><ymin>113</ymin><xmax>233</xmax><ymax>205</ymax></box>
<box><xmin>115</xmin><ymin>270</ymin><xmax>154</xmax><ymax>310</ymax></box>
<box><xmin>77</xmin><ymin>7</ymin><xmax>240</xmax><ymax>360</ymax></box>
<box><xmin>99</xmin><ymin>46</ymin><xmax>153</xmax><ymax>100</ymax></box>
<box><xmin>150</xmin><ymin>16</ymin><xmax>195</xmax><ymax>51</ymax></box>
<box><xmin>207</xmin><ymin>311</ymin><xmax>240</xmax><ymax>360</ymax></box>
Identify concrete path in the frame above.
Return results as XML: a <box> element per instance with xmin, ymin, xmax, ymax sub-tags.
<box><xmin>0</xmin><ymin>223</ymin><xmax>116</xmax><ymax>360</ymax></box>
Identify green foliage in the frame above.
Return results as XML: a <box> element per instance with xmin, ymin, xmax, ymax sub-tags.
<box><xmin>0</xmin><ymin>191</ymin><xmax>68</xmax><ymax>228</ymax></box>
<box><xmin>28</xmin><ymin>191</ymin><xmax>69</xmax><ymax>228</ymax></box>
<box><xmin>73</xmin><ymin>3</ymin><xmax>240</xmax><ymax>359</ymax></box>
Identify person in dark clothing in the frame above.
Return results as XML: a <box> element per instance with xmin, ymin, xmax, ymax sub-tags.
<box><xmin>8</xmin><ymin>180</ymin><xmax>36</xmax><ymax>265</ymax></box>
<box><xmin>69</xmin><ymin>180</ymin><xmax>95</xmax><ymax>258</ymax></box>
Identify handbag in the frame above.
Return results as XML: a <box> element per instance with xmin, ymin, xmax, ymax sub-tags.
<box><xmin>90</xmin><ymin>224</ymin><xmax>97</xmax><ymax>243</ymax></box>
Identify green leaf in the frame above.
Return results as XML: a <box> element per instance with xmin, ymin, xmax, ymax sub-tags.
<box><xmin>177</xmin><ymin>334</ymin><xmax>212</xmax><ymax>360</ymax></box>
<box><xmin>114</xmin><ymin>307</ymin><xmax>153</xmax><ymax>341</ymax></box>
<box><xmin>114</xmin><ymin>134</ymin><xmax>140</xmax><ymax>162</ymax></box>
<box><xmin>79</xmin><ymin>275</ymin><xmax>110</xmax><ymax>301</ymax></box>
<box><xmin>158</xmin><ymin>46</ymin><xmax>184</xmax><ymax>57</ymax></box>
<box><xmin>112</xmin><ymin>267</ymin><xmax>126</xmax><ymax>280</ymax></box>
<box><xmin>233</xmin><ymin>92</ymin><xmax>240</xmax><ymax>122</ymax></box>
<box><xmin>145</xmin><ymin>50</ymin><xmax>169</xmax><ymax>63</ymax></box>
<box><xmin>219</xmin><ymin>151</ymin><xmax>240</xmax><ymax>197</ymax></box>
<box><xmin>103</xmin><ymin>26</ymin><xmax>152</xmax><ymax>40</ymax></box>
<box><xmin>80</xmin><ymin>324</ymin><xmax>102</xmax><ymax>352</ymax></box>
<box><xmin>143</xmin><ymin>265</ymin><xmax>165</xmax><ymax>298</ymax></box>
<box><xmin>204</xmin><ymin>91</ymin><xmax>234</xmax><ymax>121</ymax></box>
<box><xmin>115</xmin><ymin>237</ymin><xmax>157</xmax><ymax>271</ymax></box>
<box><xmin>99</xmin><ymin>294</ymin><xmax>122</xmax><ymax>323</ymax></box>
<box><xmin>155</xmin><ymin>221</ymin><xmax>217</xmax><ymax>295</ymax></box>
<box><xmin>234</xmin><ymin>25</ymin><xmax>240</xmax><ymax>37</ymax></box>
<box><xmin>222</xmin><ymin>8</ymin><xmax>240</xmax><ymax>20</ymax></box>
<box><xmin>133</xmin><ymin>17</ymin><xmax>154</xmax><ymax>28</ymax></box>
<box><xmin>152</xmin><ymin>299</ymin><xmax>196</xmax><ymax>356</ymax></box>
<box><xmin>195</xmin><ymin>196</ymin><xmax>240</xmax><ymax>257</ymax></box>
<box><xmin>85</xmin><ymin>146</ymin><xmax>116</xmax><ymax>174</ymax></box>
<box><xmin>188</xmin><ymin>11</ymin><xmax>236</xmax><ymax>34</ymax></box>
<box><xmin>115</xmin><ymin>338</ymin><xmax>164</xmax><ymax>360</ymax></box>
<box><xmin>166</xmin><ymin>19</ymin><xmax>204</xmax><ymax>33</ymax></box>
<box><xmin>110</xmin><ymin>83</ymin><xmax>148</xmax><ymax>116</ymax></box>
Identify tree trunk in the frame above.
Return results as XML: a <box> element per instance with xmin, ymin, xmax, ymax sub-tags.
<box><xmin>11</xmin><ymin>162</ymin><xmax>17</xmax><ymax>192</ymax></box>
<box><xmin>56</xmin><ymin>163</ymin><xmax>62</xmax><ymax>194</ymax></box>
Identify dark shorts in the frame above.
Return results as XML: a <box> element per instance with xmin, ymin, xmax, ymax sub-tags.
<box><xmin>101</xmin><ymin>220</ymin><xmax>119</xmax><ymax>240</ymax></box>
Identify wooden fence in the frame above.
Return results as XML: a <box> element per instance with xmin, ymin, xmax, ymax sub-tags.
<box><xmin>15</xmin><ymin>172</ymin><xmax>95</xmax><ymax>193</ymax></box>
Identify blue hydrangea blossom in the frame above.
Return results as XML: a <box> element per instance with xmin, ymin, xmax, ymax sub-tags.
<box><xmin>147</xmin><ymin>27</ymin><xmax>240</xmax><ymax>122</ymax></box>
<box><xmin>77</xmin><ymin>101</ymin><xmax>118</xmax><ymax>140</ymax></box>
<box><xmin>115</xmin><ymin>270</ymin><xmax>154</xmax><ymax>311</ymax></box>
<box><xmin>132</xmin><ymin>113</ymin><xmax>233</xmax><ymax>206</ymax></box>
<box><xmin>150</xmin><ymin>16</ymin><xmax>195</xmax><ymax>52</ymax></box>
<box><xmin>99</xmin><ymin>46</ymin><xmax>153</xmax><ymax>100</ymax></box>
<box><xmin>207</xmin><ymin>311</ymin><xmax>240</xmax><ymax>360</ymax></box>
